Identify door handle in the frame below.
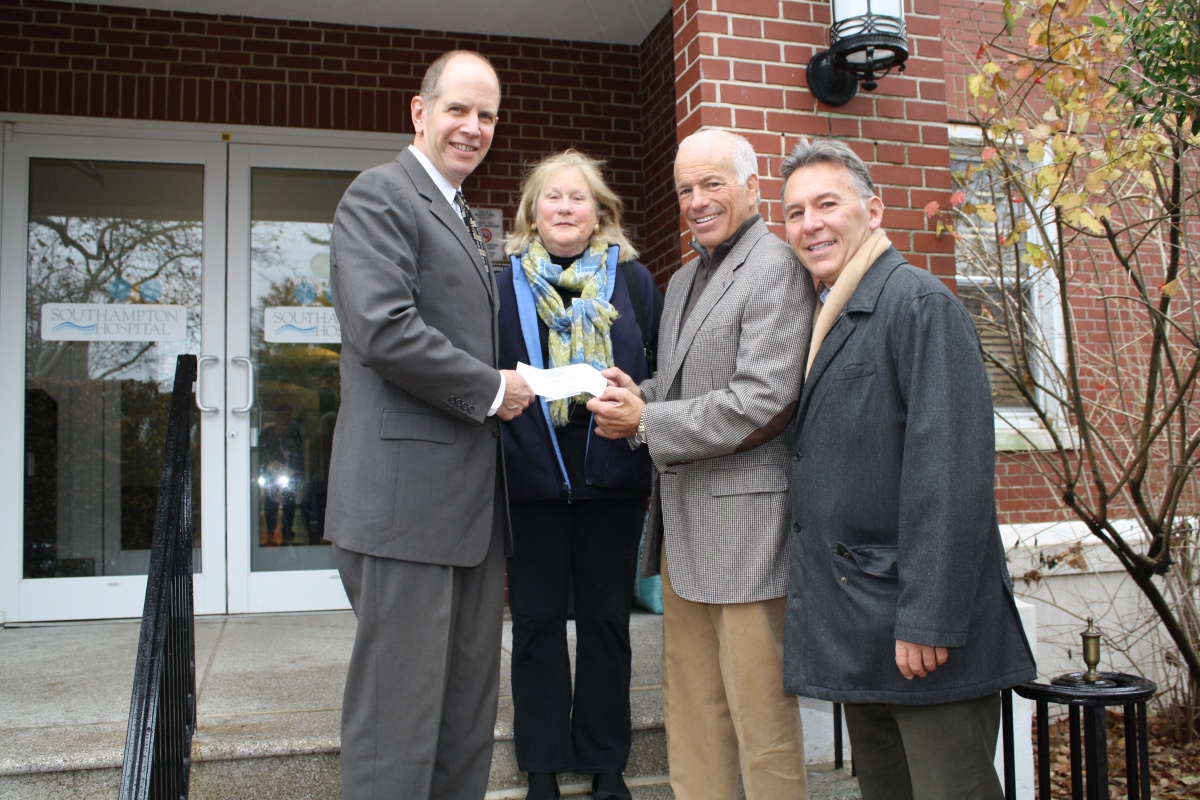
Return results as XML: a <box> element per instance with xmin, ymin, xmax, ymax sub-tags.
<box><xmin>195</xmin><ymin>355</ymin><xmax>219</xmax><ymax>413</ymax></box>
<box><xmin>231</xmin><ymin>356</ymin><xmax>255</xmax><ymax>414</ymax></box>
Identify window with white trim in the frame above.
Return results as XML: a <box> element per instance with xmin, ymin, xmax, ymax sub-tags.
<box><xmin>951</xmin><ymin>146</ymin><xmax>1032</xmax><ymax>409</ymax></box>
<box><xmin>949</xmin><ymin>127</ymin><xmax>1064</xmax><ymax>451</ymax></box>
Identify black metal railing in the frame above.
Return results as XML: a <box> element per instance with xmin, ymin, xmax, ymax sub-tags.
<box><xmin>119</xmin><ymin>354</ymin><xmax>198</xmax><ymax>800</ymax></box>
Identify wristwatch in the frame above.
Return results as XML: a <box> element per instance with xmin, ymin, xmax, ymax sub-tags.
<box><xmin>635</xmin><ymin>411</ymin><xmax>647</xmax><ymax>444</ymax></box>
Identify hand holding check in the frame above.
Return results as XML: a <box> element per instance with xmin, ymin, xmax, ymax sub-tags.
<box><xmin>585</xmin><ymin>367</ymin><xmax>645</xmax><ymax>440</ymax></box>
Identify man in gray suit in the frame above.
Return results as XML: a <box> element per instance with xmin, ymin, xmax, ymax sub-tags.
<box><xmin>588</xmin><ymin>130</ymin><xmax>815</xmax><ymax>800</ymax></box>
<box><xmin>781</xmin><ymin>137</ymin><xmax>1036</xmax><ymax>800</ymax></box>
<box><xmin>326</xmin><ymin>50</ymin><xmax>534</xmax><ymax>799</ymax></box>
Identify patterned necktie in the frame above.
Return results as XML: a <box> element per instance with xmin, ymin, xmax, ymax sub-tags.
<box><xmin>455</xmin><ymin>190</ymin><xmax>489</xmax><ymax>266</ymax></box>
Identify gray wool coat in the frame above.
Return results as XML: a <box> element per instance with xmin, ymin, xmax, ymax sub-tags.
<box><xmin>785</xmin><ymin>247</ymin><xmax>1037</xmax><ymax>705</ymax></box>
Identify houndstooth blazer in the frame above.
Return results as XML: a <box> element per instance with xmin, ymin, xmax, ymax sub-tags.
<box><xmin>638</xmin><ymin>217</ymin><xmax>816</xmax><ymax>603</ymax></box>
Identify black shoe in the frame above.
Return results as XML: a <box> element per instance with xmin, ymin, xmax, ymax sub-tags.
<box><xmin>592</xmin><ymin>772</ymin><xmax>631</xmax><ymax>800</ymax></box>
<box><xmin>526</xmin><ymin>772</ymin><xmax>560</xmax><ymax>800</ymax></box>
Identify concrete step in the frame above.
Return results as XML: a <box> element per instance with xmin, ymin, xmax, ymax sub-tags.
<box><xmin>0</xmin><ymin>611</ymin><xmax>860</xmax><ymax>800</ymax></box>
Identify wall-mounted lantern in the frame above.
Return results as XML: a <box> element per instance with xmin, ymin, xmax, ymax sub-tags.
<box><xmin>806</xmin><ymin>0</ymin><xmax>909</xmax><ymax>106</ymax></box>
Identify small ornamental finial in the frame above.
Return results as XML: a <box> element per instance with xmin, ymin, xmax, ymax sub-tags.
<box><xmin>1082</xmin><ymin>617</ymin><xmax>1102</xmax><ymax>683</ymax></box>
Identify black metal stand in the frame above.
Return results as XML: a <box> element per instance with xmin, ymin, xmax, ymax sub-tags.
<box><xmin>1014</xmin><ymin>672</ymin><xmax>1156</xmax><ymax>800</ymax></box>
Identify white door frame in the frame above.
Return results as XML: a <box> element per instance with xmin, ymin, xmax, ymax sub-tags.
<box><xmin>0</xmin><ymin>127</ymin><xmax>228</xmax><ymax>620</ymax></box>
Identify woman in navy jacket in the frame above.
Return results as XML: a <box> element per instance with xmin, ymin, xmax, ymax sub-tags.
<box><xmin>497</xmin><ymin>150</ymin><xmax>661</xmax><ymax>800</ymax></box>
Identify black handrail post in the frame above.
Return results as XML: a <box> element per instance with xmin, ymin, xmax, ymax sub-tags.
<box><xmin>119</xmin><ymin>354</ymin><xmax>198</xmax><ymax>800</ymax></box>
<box><xmin>833</xmin><ymin>702</ymin><xmax>844</xmax><ymax>770</ymax></box>
<box><xmin>1002</xmin><ymin>688</ymin><xmax>1016</xmax><ymax>800</ymax></box>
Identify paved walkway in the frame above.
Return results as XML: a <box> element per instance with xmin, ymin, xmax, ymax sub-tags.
<box><xmin>0</xmin><ymin>609</ymin><xmax>860</xmax><ymax>798</ymax></box>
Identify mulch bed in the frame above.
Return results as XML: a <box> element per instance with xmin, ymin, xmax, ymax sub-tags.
<box><xmin>1034</xmin><ymin>714</ymin><xmax>1200</xmax><ymax>798</ymax></box>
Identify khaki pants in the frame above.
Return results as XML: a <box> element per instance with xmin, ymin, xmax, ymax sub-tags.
<box><xmin>661</xmin><ymin>554</ymin><xmax>808</xmax><ymax>800</ymax></box>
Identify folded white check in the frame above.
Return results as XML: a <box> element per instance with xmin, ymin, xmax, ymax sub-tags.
<box><xmin>516</xmin><ymin>361</ymin><xmax>608</xmax><ymax>401</ymax></box>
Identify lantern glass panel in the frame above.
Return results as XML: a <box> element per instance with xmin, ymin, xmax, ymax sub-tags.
<box><xmin>833</xmin><ymin>0</ymin><xmax>870</xmax><ymax>19</ymax></box>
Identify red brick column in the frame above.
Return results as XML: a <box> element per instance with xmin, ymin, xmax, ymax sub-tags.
<box><xmin>670</xmin><ymin>0</ymin><xmax>954</xmax><ymax>278</ymax></box>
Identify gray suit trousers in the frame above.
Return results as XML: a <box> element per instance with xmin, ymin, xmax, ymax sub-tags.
<box><xmin>333</xmin><ymin>505</ymin><xmax>505</xmax><ymax>800</ymax></box>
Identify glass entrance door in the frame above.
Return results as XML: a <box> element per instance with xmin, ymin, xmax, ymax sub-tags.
<box><xmin>0</xmin><ymin>132</ymin><xmax>228</xmax><ymax>620</ymax></box>
<box><xmin>1</xmin><ymin>127</ymin><xmax>400</xmax><ymax>621</ymax></box>
<box><xmin>225</xmin><ymin>144</ymin><xmax>394</xmax><ymax>613</ymax></box>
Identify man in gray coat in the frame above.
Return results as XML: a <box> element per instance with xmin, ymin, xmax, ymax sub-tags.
<box><xmin>781</xmin><ymin>137</ymin><xmax>1036</xmax><ymax>800</ymax></box>
<box><xmin>589</xmin><ymin>130</ymin><xmax>815</xmax><ymax>800</ymax></box>
<box><xmin>327</xmin><ymin>50</ymin><xmax>534</xmax><ymax>799</ymax></box>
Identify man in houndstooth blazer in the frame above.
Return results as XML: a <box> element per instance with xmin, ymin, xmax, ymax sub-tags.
<box><xmin>588</xmin><ymin>130</ymin><xmax>817</xmax><ymax>800</ymax></box>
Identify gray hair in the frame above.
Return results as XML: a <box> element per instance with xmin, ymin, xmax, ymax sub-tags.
<box><xmin>419</xmin><ymin>50</ymin><xmax>499</xmax><ymax>104</ymax></box>
<box><xmin>779</xmin><ymin>137</ymin><xmax>876</xmax><ymax>202</ymax></box>
<box><xmin>678</xmin><ymin>129</ymin><xmax>759</xmax><ymax>185</ymax></box>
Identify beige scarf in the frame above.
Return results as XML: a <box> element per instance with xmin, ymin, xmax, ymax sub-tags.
<box><xmin>806</xmin><ymin>229</ymin><xmax>892</xmax><ymax>377</ymax></box>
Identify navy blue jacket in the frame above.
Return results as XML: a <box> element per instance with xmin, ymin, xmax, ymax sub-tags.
<box><xmin>497</xmin><ymin>248</ymin><xmax>659</xmax><ymax>502</ymax></box>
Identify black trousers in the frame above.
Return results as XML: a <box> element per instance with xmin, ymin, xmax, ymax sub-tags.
<box><xmin>507</xmin><ymin>497</ymin><xmax>646</xmax><ymax>774</ymax></box>
<box><xmin>263</xmin><ymin>485</ymin><xmax>296</xmax><ymax>539</ymax></box>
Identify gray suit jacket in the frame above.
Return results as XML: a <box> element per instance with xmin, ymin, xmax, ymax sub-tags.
<box><xmin>638</xmin><ymin>217</ymin><xmax>816</xmax><ymax>604</ymax></box>
<box><xmin>325</xmin><ymin>148</ymin><xmax>508</xmax><ymax>567</ymax></box>
<box><xmin>785</xmin><ymin>247</ymin><xmax>1036</xmax><ymax>704</ymax></box>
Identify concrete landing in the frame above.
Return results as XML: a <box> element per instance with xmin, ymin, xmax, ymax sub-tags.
<box><xmin>0</xmin><ymin>610</ymin><xmax>860</xmax><ymax>799</ymax></box>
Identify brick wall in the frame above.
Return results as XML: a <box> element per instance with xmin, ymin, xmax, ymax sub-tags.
<box><xmin>670</xmin><ymin>0</ymin><xmax>956</xmax><ymax>280</ymax></box>
<box><xmin>938</xmin><ymin>0</ymin><xmax>1009</xmax><ymax>123</ymax></box>
<box><xmin>0</xmin><ymin>0</ymin><xmax>678</xmax><ymax>272</ymax></box>
<box><xmin>996</xmin><ymin>456</ymin><xmax>1062</xmax><ymax>524</ymax></box>
<box><xmin>994</xmin><ymin>241</ymin><xmax>1200</xmax><ymax>524</ymax></box>
<box><xmin>637</xmin><ymin>12</ymin><xmax>682</xmax><ymax>283</ymax></box>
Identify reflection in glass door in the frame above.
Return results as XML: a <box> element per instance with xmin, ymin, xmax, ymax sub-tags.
<box><xmin>226</xmin><ymin>144</ymin><xmax>395</xmax><ymax>613</ymax></box>
<box><xmin>23</xmin><ymin>159</ymin><xmax>204</xmax><ymax>580</ymax></box>
<box><xmin>248</xmin><ymin>166</ymin><xmax>346</xmax><ymax>571</ymax></box>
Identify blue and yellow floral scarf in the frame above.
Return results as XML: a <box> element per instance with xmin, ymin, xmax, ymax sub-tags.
<box><xmin>520</xmin><ymin>240</ymin><xmax>619</xmax><ymax>427</ymax></box>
